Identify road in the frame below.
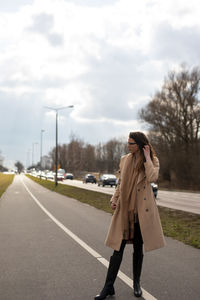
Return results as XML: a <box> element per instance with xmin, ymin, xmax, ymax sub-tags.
<box><xmin>0</xmin><ymin>174</ymin><xmax>199</xmax><ymax>300</ymax></box>
<box><xmin>61</xmin><ymin>179</ymin><xmax>200</xmax><ymax>214</ymax></box>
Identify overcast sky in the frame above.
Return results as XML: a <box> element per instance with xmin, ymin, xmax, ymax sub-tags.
<box><xmin>1</xmin><ymin>0</ymin><xmax>200</xmax><ymax>169</ymax></box>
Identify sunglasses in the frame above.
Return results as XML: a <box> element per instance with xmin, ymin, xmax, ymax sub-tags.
<box><xmin>128</xmin><ymin>142</ymin><xmax>137</xmax><ymax>145</ymax></box>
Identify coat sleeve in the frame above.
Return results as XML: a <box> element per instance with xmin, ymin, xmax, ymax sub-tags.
<box><xmin>110</xmin><ymin>156</ymin><xmax>124</xmax><ymax>205</ymax></box>
<box><xmin>144</xmin><ymin>156</ymin><xmax>159</xmax><ymax>183</ymax></box>
<box><xmin>110</xmin><ymin>176</ymin><xmax>121</xmax><ymax>205</ymax></box>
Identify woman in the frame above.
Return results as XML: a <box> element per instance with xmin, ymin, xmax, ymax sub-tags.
<box><xmin>94</xmin><ymin>132</ymin><xmax>165</xmax><ymax>299</ymax></box>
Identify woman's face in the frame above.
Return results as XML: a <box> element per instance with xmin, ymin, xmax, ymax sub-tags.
<box><xmin>128</xmin><ymin>138</ymin><xmax>139</xmax><ymax>154</ymax></box>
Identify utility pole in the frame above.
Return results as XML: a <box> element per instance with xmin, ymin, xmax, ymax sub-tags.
<box><xmin>40</xmin><ymin>129</ymin><xmax>45</xmax><ymax>170</ymax></box>
<box><xmin>44</xmin><ymin>105</ymin><xmax>74</xmax><ymax>186</ymax></box>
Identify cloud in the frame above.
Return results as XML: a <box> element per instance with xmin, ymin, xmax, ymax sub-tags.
<box><xmin>151</xmin><ymin>22</ymin><xmax>200</xmax><ymax>64</ymax></box>
<box><xmin>1</xmin><ymin>0</ymin><xmax>200</xmax><ymax>168</ymax></box>
<box><xmin>64</xmin><ymin>0</ymin><xmax>118</xmax><ymax>5</ymax></box>
<box><xmin>28</xmin><ymin>13</ymin><xmax>64</xmax><ymax>46</ymax></box>
<box><xmin>29</xmin><ymin>13</ymin><xmax>54</xmax><ymax>33</ymax></box>
<box><xmin>0</xmin><ymin>0</ymin><xmax>33</xmax><ymax>12</ymax></box>
<box><xmin>71</xmin><ymin>45</ymin><xmax>164</xmax><ymax>124</ymax></box>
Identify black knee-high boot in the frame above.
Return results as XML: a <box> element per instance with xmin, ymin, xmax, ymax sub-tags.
<box><xmin>94</xmin><ymin>253</ymin><xmax>123</xmax><ymax>300</ymax></box>
<box><xmin>133</xmin><ymin>252</ymin><xmax>143</xmax><ymax>297</ymax></box>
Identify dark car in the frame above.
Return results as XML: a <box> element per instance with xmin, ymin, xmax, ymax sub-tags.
<box><xmin>151</xmin><ymin>182</ymin><xmax>158</xmax><ymax>198</ymax></box>
<box><xmin>65</xmin><ymin>173</ymin><xmax>74</xmax><ymax>180</ymax></box>
<box><xmin>83</xmin><ymin>174</ymin><xmax>97</xmax><ymax>184</ymax></box>
<box><xmin>98</xmin><ymin>174</ymin><xmax>117</xmax><ymax>187</ymax></box>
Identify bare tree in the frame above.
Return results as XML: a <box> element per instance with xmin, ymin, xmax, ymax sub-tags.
<box><xmin>140</xmin><ymin>65</ymin><xmax>200</xmax><ymax>189</ymax></box>
<box><xmin>104</xmin><ymin>139</ymin><xmax>126</xmax><ymax>173</ymax></box>
<box><xmin>59</xmin><ymin>144</ymin><xmax>68</xmax><ymax>170</ymax></box>
<box><xmin>66</xmin><ymin>137</ymin><xmax>84</xmax><ymax>175</ymax></box>
<box><xmin>82</xmin><ymin>144</ymin><xmax>96</xmax><ymax>172</ymax></box>
<box><xmin>0</xmin><ymin>151</ymin><xmax>8</xmax><ymax>172</ymax></box>
<box><xmin>95</xmin><ymin>143</ymin><xmax>106</xmax><ymax>173</ymax></box>
<box><xmin>15</xmin><ymin>161</ymin><xmax>24</xmax><ymax>174</ymax></box>
<box><xmin>0</xmin><ymin>151</ymin><xmax>3</xmax><ymax>166</ymax></box>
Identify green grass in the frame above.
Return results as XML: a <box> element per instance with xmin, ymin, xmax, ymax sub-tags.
<box><xmin>27</xmin><ymin>175</ymin><xmax>200</xmax><ymax>249</ymax></box>
<box><xmin>0</xmin><ymin>173</ymin><xmax>15</xmax><ymax>197</ymax></box>
<box><xmin>158</xmin><ymin>207</ymin><xmax>200</xmax><ymax>249</ymax></box>
<box><xmin>26</xmin><ymin>175</ymin><xmax>112</xmax><ymax>213</ymax></box>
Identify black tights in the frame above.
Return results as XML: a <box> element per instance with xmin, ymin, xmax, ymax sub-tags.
<box><xmin>113</xmin><ymin>222</ymin><xmax>143</xmax><ymax>258</ymax></box>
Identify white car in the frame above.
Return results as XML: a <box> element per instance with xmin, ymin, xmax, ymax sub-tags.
<box><xmin>46</xmin><ymin>172</ymin><xmax>54</xmax><ymax>180</ymax></box>
<box><xmin>57</xmin><ymin>173</ymin><xmax>65</xmax><ymax>181</ymax></box>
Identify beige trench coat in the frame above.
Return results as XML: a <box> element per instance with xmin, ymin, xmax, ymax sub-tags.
<box><xmin>105</xmin><ymin>154</ymin><xmax>166</xmax><ymax>252</ymax></box>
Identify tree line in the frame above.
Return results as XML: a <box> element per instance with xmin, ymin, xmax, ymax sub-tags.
<box><xmin>0</xmin><ymin>151</ymin><xmax>8</xmax><ymax>172</ymax></box>
<box><xmin>46</xmin><ymin>136</ymin><xmax>127</xmax><ymax>177</ymax></box>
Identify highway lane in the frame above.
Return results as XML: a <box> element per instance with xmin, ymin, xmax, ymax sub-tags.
<box><xmin>1</xmin><ymin>174</ymin><xmax>199</xmax><ymax>300</ymax></box>
<box><xmin>62</xmin><ymin>179</ymin><xmax>115</xmax><ymax>195</ymax></box>
<box><xmin>61</xmin><ymin>179</ymin><xmax>200</xmax><ymax>214</ymax></box>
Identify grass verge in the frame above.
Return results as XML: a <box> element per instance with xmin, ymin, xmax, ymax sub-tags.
<box><xmin>158</xmin><ymin>207</ymin><xmax>200</xmax><ymax>249</ymax></box>
<box><xmin>26</xmin><ymin>175</ymin><xmax>112</xmax><ymax>213</ymax></box>
<box><xmin>0</xmin><ymin>173</ymin><xmax>15</xmax><ymax>197</ymax></box>
<box><xmin>27</xmin><ymin>175</ymin><xmax>200</xmax><ymax>249</ymax></box>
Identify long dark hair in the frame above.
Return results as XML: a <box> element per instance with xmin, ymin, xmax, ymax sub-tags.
<box><xmin>129</xmin><ymin>131</ymin><xmax>156</xmax><ymax>168</ymax></box>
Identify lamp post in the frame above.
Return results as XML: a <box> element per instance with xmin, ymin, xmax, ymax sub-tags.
<box><xmin>44</xmin><ymin>105</ymin><xmax>74</xmax><ymax>186</ymax></box>
<box><xmin>40</xmin><ymin>129</ymin><xmax>45</xmax><ymax>170</ymax></box>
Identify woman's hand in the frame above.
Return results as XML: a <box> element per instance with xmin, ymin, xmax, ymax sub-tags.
<box><xmin>143</xmin><ymin>145</ymin><xmax>151</xmax><ymax>161</ymax></box>
<box><xmin>111</xmin><ymin>202</ymin><xmax>117</xmax><ymax>210</ymax></box>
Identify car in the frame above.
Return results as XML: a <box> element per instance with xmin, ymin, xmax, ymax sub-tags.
<box><xmin>65</xmin><ymin>173</ymin><xmax>74</xmax><ymax>180</ymax></box>
<box><xmin>98</xmin><ymin>174</ymin><xmax>117</xmax><ymax>187</ymax></box>
<box><xmin>57</xmin><ymin>172</ymin><xmax>65</xmax><ymax>181</ymax></box>
<box><xmin>46</xmin><ymin>172</ymin><xmax>54</xmax><ymax>180</ymax></box>
<box><xmin>83</xmin><ymin>174</ymin><xmax>97</xmax><ymax>184</ymax></box>
<box><xmin>151</xmin><ymin>182</ymin><xmax>158</xmax><ymax>198</ymax></box>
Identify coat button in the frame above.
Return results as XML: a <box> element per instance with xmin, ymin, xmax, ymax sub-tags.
<box><xmin>146</xmin><ymin>209</ymin><xmax>149</xmax><ymax>212</ymax></box>
<box><xmin>144</xmin><ymin>197</ymin><xmax>146</xmax><ymax>200</ymax></box>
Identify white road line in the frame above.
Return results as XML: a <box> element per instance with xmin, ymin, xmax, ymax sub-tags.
<box><xmin>22</xmin><ymin>178</ymin><xmax>157</xmax><ymax>300</ymax></box>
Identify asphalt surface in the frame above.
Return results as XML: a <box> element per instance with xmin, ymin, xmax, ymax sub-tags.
<box><xmin>60</xmin><ymin>179</ymin><xmax>200</xmax><ymax>214</ymax></box>
<box><xmin>0</xmin><ymin>174</ymin><xmax>200</xmax><ymax>300</ymax></box>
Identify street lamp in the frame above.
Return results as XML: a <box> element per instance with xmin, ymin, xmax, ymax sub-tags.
<box><xmin>44</xmin><ymin>105</ymin><xmax>74</xmax><ymax>186</ymax></box>
<box><xmin>40</xmin><ymin>129</ymin><xmax>45</xmax><ymax>170</ymax></box>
